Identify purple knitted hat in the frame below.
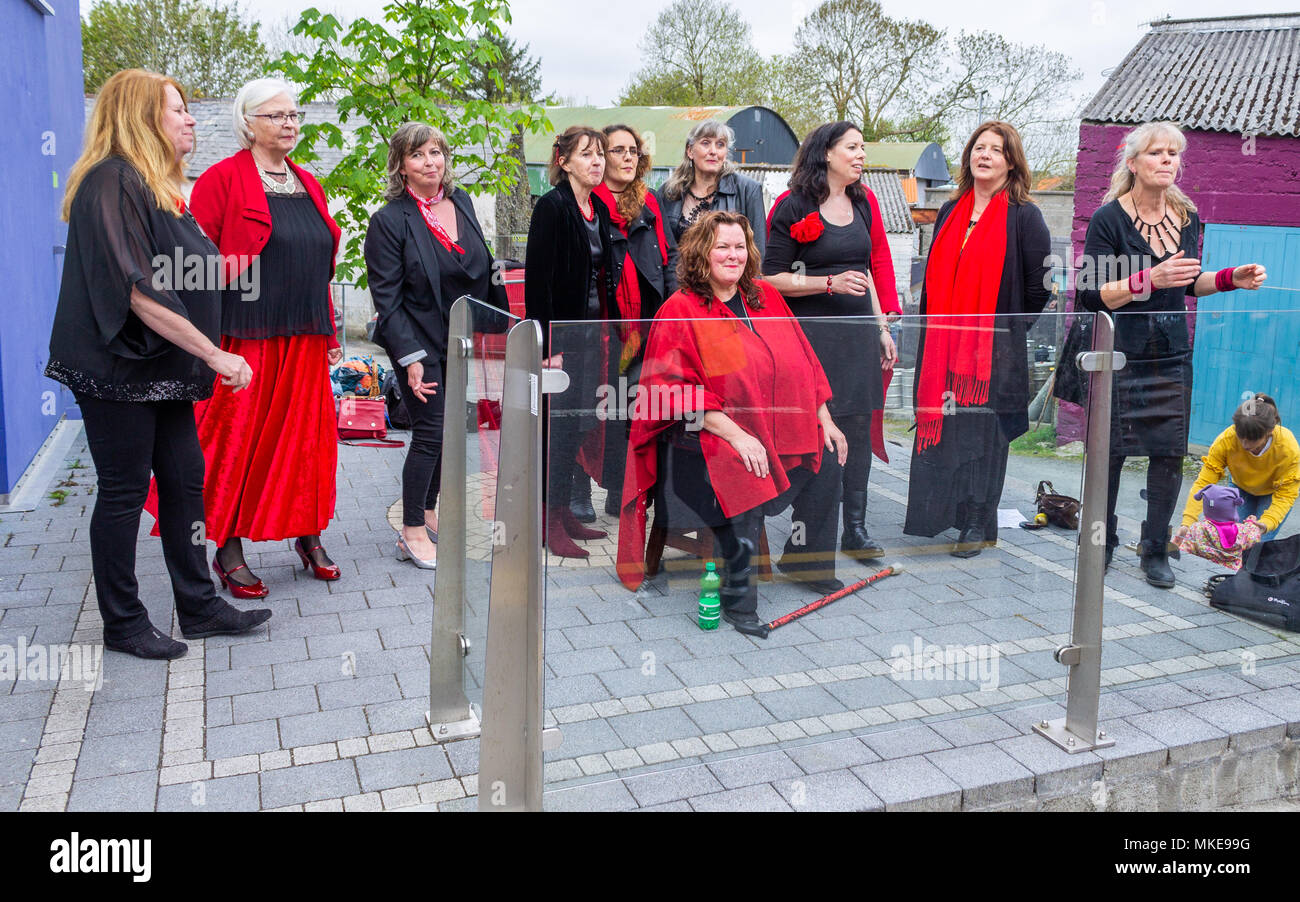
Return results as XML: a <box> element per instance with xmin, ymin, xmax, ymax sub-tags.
<box><xmin>1195</xmin><ymin>484</ymin><xmax>1243</xmax><ymax>523</ymax></box>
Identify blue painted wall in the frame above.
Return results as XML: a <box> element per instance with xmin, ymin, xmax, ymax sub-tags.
<box><xmin>1191</xmin><ymin>223</ymin><xmax>1300</xmax><ymax>448</ymax></box>
<box><xmin>0</xmin><ymin>0</ymin><xmax>83</xmax><ymax>494</ymax></box>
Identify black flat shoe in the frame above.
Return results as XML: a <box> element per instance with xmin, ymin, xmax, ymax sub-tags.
<box><xmin>105</xmin><ymin>627</ymin><xmax>187</xmax><ymax>660</ymax></box>
<box><xmin>774</xmin><ymin>558</ymin><xmax>844</xmax><ymax>595</ymax></box>
<box><xmin>181</xmin><ymin>602</ymin><xmax>273</xmax><ymax>639</ymax></box>
<box><xmin>722</xmin><ymin>607</ymin><xmax>770</xmax><ymax>638</ymax></box>
<box><xmin>951</xmin><ymin>526</ymin><xmax>993</xmax><ymax>559</ymax></box>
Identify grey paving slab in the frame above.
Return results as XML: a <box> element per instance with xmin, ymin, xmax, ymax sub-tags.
<box><xmin>930</xmin><ymin>713</ymin><xmax>1023</xmax><ymax>747</ymax></box>
<box><xmin>995</xmin><ymin>734</ymin><xmax>1103</xmax><ymax>797</ymax></box>
<box><xmin>67</xmin><ymin>771</ymin><xmax>158</xmax><ymax>812</ymax></box>
<box><xmin>1240</xmin><ymin>664</ymin><xmax>1300</xmax><ymax>691</ymax></box>
<box><xmin>548</xmin><ymin>646</ymin><xmax>625</xmax><ymax>678</ymax></box>
<box><xmin>364</xmin><ymin>698</ymin><xmax>429</xmax><ymax>733</ymax></box>
<box><xmin>851</xmin><ymin>755</ymin><xmax>962</xmax><ymax>810</ymax></box>
<box><xmin>356</xmin><ymin>746</ymin><xmax>454</xmax><ymax>792</ymax></box>
<box><xmin>754</xmin><ymin>684</ymin><xmax>849</xmax><ymax>722</ymax></box>
<box><xmin>545</xmin><ymin>778</ymin><xmax>639</xmax><ymax>811</ymax></box>
<box><xmin>785</xmin><ymin>736</ymin><xmax>880</xmax><ymax>774</ymax></box>
<box><xmin>206</xmin><ymin>719</ymin><xmax>282</xmax><ymax>759</ymax></box>
<box><xmin>229</xmin><ymin>638</ymin><xmax>310</xmax><ymax>670</ymax></box>
<box><xmin>544</xmin><ymin>717</ymin><xmax>625</xmax><ymax>760</ymax></box>
<box><xmin>777</xmin><ymin>768</ymin><xmax>884</xmax><ymax>811</ymax></box>
<box><xmin>1184</xmin><ymin>698</ymin><xmax>1286</xmax><ymax>750</ymax></box>
<box><xmin>1119</xmin><ymin>682</ymin><xmax>1203</xmax><ymax>712</ymax></box>
<box><xmin>861</xmin><ymin>723</ymin><xmax>953</xmax><ymax>759</ymax></box>
<box><xmin>596</xmin><ymin>665</ymin><xmax>684</xmax><ymax>699</ymax></box>
<box><xmin>317</xmin><ymin>674</ymin><xmax>403</xmax><ymax>710</ymax></box>
<box><xmin>278</xmin><ymin>707</ymin><xmax>370</xmax><ymax>747</ymax></box>
<box><xmin>305</xmin><ymin>630</ymin><xmax>384</xmax><ymax>660</ymax></box>
<box><xmin>682</xmin><ymin>696</ymin><xmax>776</xmax><ymax>734</ymax></box>
<box><xmin>689</xmin><ymin>782</ymin><xmax>793</xmax><ymax>812</ymax></box>
<box><xmin>823</xmin><ymin>675</ymin><xmax>915</xmax><ymax>709</ymax></box>
<box><xmin>623</xmin><ymin>764</ymin><xmax>725</xmax><ymax>807</ymax></box>
<box><xmin>260</xmin><ymin>758</ymin><xmax>360</xmax><ymax>808</ymax></box>
<box><xmin>607</xmin><ymin>707</ymin><xmax>702</xmax><ymax>747</ymax></box>
<box><xmin>0</xmin><ymin>688</ymin><xmax>54</xmax><ymax>723</ymax></box>
<box><xmin>444</xmin><ymin>738</ymin><xmax>480</xmax><ymax>777</ymax></box>
<box><xmin>206</xmin><ymin>666</ymin><xmax>274</xmax><ymax>698</ymax></box>
<box><xmin>1125</xmin><ymin>708</ymin><xmax>1229</xmax><ymax>764</ymax></box>
<box><xmin>1178</xmin><ymin>671</ymin><xmax>1261</xmax><ymax>701</ymax></box>
<box><xmin>75</xmin><ymin>730</ymin><xmax>161</xmax><ymax>781</ymax></box>
<box><xmin>665</xmin><ymin>656</ymin><xmax>751</xmax><ymax>687</ymax></box>
<box><xmin>232</xmin><ymin>686</ymin><xmax>320</xmax><ymax>723</ymax></box>
<box><xmin>925</xmin><ymin>743</ymin><xmax>1035</xmax><ymax>807</ymax></box>
<box><xmin>706</xmin><ymin>750</ymin><xmax>803</xmax><ymax>789</ymax></box>
<box><xmin>157</xmin><ymin>773</ymin><xmax>260</xmax><ymax>811</ymax></box>
<box><xmin>542</xmin><ymin>674</ymin><xmax>612</xmax><ymax>708</ymax></box>
<box><xmin>85</xmin><ymin>695</ymin><xmax>164</xmax><ymax>738</ymax></box>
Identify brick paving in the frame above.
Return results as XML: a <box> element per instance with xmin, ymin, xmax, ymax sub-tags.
<box><xmin>2</xmin><ymin>420</ymin><xmax>1299</xmax><ymax>812</ymax></box>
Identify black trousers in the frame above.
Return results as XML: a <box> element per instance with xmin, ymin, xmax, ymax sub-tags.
<box><xmin>1106</xmin><ymin>454</ymin><xmax>1182</xmax><ymax>546</ymax></box>
<box><xmin>76</xmin><ymin>394</ymin><xmax>222</xmax><ymax>642</ymax></box>
<box><xmin>666</xmin><ymin>443</ymin><xmax>843</xmax><ymax>615</ymax></box>
<box><xmin>396</xmin><ymin>358</ymin><xmax>447</xmax><ymax>528</ymax></box>
<box><xmin>837</xmin><ymin>414</ymin><xmax>873</xmax><ymax>494</ymax></box>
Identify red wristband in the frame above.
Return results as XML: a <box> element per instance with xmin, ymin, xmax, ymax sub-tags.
<box><xmin>1215</xmin><ymin>267</ymin><xmax>1237</xmax><ymax>292</ymax></box>
<box><xmin>1128</xmin><ymin>269</ymin><xmax>1150</xmax><ymax>297</ymax></box>
<box><xmin>826</xmin><ymin>275</ymin><xmax>833</xmax><ymax>295</ymax></box>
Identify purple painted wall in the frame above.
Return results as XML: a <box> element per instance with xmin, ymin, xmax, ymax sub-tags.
<box><xmin>1058</xmin><ymin>123</ymin><xmax>1300</xmax><ymax>443</ymax></box>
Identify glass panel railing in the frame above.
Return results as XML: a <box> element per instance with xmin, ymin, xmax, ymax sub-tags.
<box><xmin>539</xmin><ymin>310</ymin><xmax>1091</xmax><ymax>790</ymax></box>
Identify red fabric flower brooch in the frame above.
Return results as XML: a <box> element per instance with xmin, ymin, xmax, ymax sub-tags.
<box><xmin>789</xmin><ymin>211</ymin><xmax>824</xmax><ymax>243</ymax></box>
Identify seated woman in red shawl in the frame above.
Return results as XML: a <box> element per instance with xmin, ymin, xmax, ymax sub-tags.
<box><xmin>616</xmin><ymin>210</ymin><xmax>849</xmax><ymax>636</ymax></box>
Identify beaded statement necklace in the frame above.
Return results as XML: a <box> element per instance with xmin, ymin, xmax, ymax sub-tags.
<box><xmin>1130</xmin><ymin>203</ymin><xmax>1181</xmax><ymax>255</ymax></box>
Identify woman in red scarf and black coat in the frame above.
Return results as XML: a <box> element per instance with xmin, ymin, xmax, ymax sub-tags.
<box><xmin>572</xmin><ymin>123</ymin><xmax>679</xmax><ymax>521</ymax></box>
<box><xmin>617</xmin><ymin>211</ymin><xmax>849</xmax><ymax>636</ymax></box>
<box><xmin>904</xmin><ymin>121</ymin><xmax>1053</xmax><ymax>557</ymax></box>
<box><xmin>764</xmin><ymin>121</ymin><xmax>902</xmax><ymax>560</ymax></box>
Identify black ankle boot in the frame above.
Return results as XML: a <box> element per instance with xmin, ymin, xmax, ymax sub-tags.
<box><xmin>1104</xmin><ymin>515</ymin><xmax>1118</xmax><ymax>570</ymax></box>
<box><xmin>570</xmin><ymin>477</ymin><xmax>596</xmax><ymax>523</ymax></box>
<box><xmin>719</xmin><ymin>538</ymin><xmax>754</xmax><ymax>610</ymax></box>
<box><xmin>952</xmin><ymin>505</ymin><xmax>991</xmax><ymax>558</ymax></box>
<box><xmin>1139</xmin><ymin>521</ymin><xmax>1175</xmax><ymax>588</ymax></box>
<box><xmin>840</xmin><ymin>490</ymin><xmax>884</xmax><ymax>558</ymax></box>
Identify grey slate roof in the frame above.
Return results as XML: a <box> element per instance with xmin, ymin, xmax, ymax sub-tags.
<box><xmin>84</xmin><ymin>97</ymin><xmax>495</xmax><ymax>181</ymax></box>
<box><xmin>862</xmin><ymin>168</ymin><xmax>915</xmax><ymax>233</ymax></box>
<box><xmin>1081</xmin><ymin>13</ymin><xmax>1300</xmax><ymax>137</ymax></box>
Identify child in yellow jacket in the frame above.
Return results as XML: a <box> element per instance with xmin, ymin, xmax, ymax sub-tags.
<box><xmin>1180</xmin><ymin>394</ymin><xmax>1299</xmax><ymax>542</ymax></box>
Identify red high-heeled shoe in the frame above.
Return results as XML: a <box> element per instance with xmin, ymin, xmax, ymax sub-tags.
<box><xmin>212</xmin><ymin>558</ymin><xmax>269</xmax><ymax>599</ymax></box>
<box><xmin>295</xmin><ymin>538</ymin><xmax>341</xmax><ymax>581</ymax></box>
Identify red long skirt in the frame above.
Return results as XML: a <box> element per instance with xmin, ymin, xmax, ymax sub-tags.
<box><xmin>147</xmin><ymin>334</ymin><xmax>337</xmax><ymax>545</ymax></box>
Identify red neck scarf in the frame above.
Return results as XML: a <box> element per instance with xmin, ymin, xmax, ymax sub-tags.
<box><xmin>915</xmin><ymin>189</ymin><xmax>1009</xmax><ymax>452</ymax></box>
<box><xmin>408</xmin><ymin>187</ymin><xmax>463</xmax><ymax>255</ymax></box>
<box><xmin>593</xmin><ymin>184</ymin><xmax>671</xmax><ymax>357</ymax></box>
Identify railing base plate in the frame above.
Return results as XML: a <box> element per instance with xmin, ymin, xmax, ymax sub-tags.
<box><xmin>426</xmin><ymin>707</ymin><xmax>481</xmax><ymax>743</ymax></box>
<box><xmin>1033</xmin><ymin>718</ymin><xmax>1115</xmax><ymax>754</ymax></box>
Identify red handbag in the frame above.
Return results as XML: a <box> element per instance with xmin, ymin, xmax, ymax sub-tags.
<box><xmin>337</xmin><ymin>397</ymin><xmax>404</xmax><ymax>448</ymax></box>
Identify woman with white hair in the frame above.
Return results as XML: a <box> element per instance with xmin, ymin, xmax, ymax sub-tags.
<box><xmin>656</xmin><ymin>119</ymin><xmax>767</xmax><ymax>257</ymax></box>
<box><xmin>178</xmin><ymin>77</ymin><xmax>345</xmax><ymax>595</ymax></box>
<box><xmin>1076</xmin><ymin>121</ymin><xmax>1266</xmax><ymax>588</ymax></box>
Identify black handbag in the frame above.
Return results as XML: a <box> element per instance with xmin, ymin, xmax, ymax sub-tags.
<box><xmin>1207</xmin><ymin>534</ymin><xmax>1300</xmax><ymax>631</ymax></box>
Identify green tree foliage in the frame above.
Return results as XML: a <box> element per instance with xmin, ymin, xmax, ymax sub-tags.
<box><xmin>618</xmin><ymin>0</ymin><xmax>771</xmax><ymax>107</ymax></box>
<box><xmin>81</xmin><ymin>0</ymin><xmax>269</xmax><ymax>98</ymax></box>
<box><xmin>456</xmin><ymin>33</ymin><xmax>553</xmax><ymax>104</ymax></box>
<box><xmin>271</xmin><ymin>0</ymin><xmax>550</xmax><ymax>283</ymax></box>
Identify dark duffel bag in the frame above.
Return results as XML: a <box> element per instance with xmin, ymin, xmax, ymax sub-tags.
<box><xmin>1206</xmin><ymin>534</ymin><xmax>1300</xmax><ymax>631</ymax></box>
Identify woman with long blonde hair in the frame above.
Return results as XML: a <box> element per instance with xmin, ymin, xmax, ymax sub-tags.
<box><xmin>1076</xmin><ymin>120</ymin><xmax>1266</xmax><ymax>588</ymax></box>
<box><xmin>46</xmin><ymin>69</ymin><xmax>270</xmax><ymax>659</ymax></box>
<box><xmin>656</xmin><ymin>119</ymin><xmax>767</xmax><ymax>256</ymax></box>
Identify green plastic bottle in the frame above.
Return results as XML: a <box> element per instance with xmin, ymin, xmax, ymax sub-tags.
<box><xmin>698</xmin><ymin>561</ymin><xmax>721</xmax><ymax>630</ymax></box>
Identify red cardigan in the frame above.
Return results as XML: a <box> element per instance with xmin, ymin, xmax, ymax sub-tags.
<box><xmin>189</xmin><ymin>148</ymin><xmax>342</xmax><ymax>348</ymax></box>
<box><xmin>616</xmin><ymin>281</ymin><xmax>832</xmax><ymax>589</ymax></box>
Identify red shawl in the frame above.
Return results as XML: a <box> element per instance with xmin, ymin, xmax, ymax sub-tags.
<box><xmin>616</xmin><ymin>281</ymin><xmax>832</xmax><ymax>589</ymax></box>
<box><xmin>914</xmin><ymin>190</ymin><xmax>1009</xmax><ymax>451</ymax></box>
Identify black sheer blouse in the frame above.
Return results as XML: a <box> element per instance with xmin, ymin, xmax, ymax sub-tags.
<box><xmin>46</xmin><ymin>157</ymin><xmax>221</xmax><ymax>402</ymax></box>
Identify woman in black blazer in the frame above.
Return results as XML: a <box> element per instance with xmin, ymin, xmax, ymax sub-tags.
<box><xmin>364</xmin><ymin>121</ymin><xmax>507</xmax><ymax>569</ymax></box>
<box><xmin>525</xmin><ymin>125</ymin><xmax>617</xmax><ymax>558</ymax></box>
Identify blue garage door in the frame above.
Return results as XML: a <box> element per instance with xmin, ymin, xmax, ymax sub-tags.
<box><xmin>1191</xmin><ymin>223</ymin><xmax>1300</xmax><ymax>448</ymax></box>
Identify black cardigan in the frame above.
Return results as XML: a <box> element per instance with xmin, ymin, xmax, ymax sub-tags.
<box><xmin>608</xmin><ymin>197</ymin><xmax>678</xmax><ymax>319</ymax></box>
<box><xmin>524</xmin><ymin>179</ymin><xmax>617</xmax><ymax>354</ymax></box>
<box><xmin>363</xmin><ymin>186</ymin><xmax>508</xmax><ymax>367</ymax></box>
<box><xmin>913</xmin><ymin>198</ymin><xmax>1053</xmax><ymax>441</ymax></box>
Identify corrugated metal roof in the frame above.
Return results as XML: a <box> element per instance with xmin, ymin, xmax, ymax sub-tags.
<box><xmin>1081</xmin><ymin>14</ymin><xmax>1300</xmax><ymax>137</ymax></box>
<box><xmin>86</xmin><ymin>98</ymin><xmax>497</xmax><ymax>181</ymax></box>
<box><xmin>522</xmin><ymin>105</ymin><xmax>794</xmax><ymax>165</ymax></box>
<box><xmin>863</xmin><ymin>168</ymin><xmax>915</xmax><ymax>233</ymax></box>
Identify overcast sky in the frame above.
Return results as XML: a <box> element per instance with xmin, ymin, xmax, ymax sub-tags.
<box><xmin>85</xmin><ymin>0</ymin><xmax>1298</xmax><ymax>108</ymax></box>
